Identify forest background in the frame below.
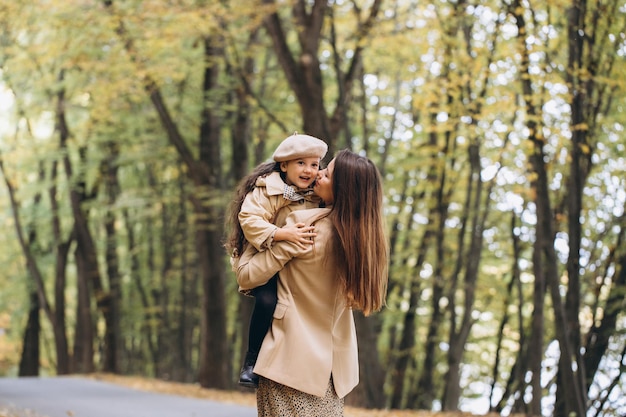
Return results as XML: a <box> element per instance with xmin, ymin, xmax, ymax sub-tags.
<box><xmin>0</xmin><ymin>1</ymin><xmax>624</xmax><ymax>417</ymax></box>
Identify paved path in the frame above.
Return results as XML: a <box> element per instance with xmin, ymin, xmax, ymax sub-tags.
<box><xmin>0</xmin><ymin>376</ymin><xmax>256</xmax><ymax>417</ymax></box>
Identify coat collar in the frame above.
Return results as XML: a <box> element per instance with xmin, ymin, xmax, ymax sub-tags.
<box><xmin>257</xmin><ymin>171</ymin><xmax>315</xmax><ymax>200</ymax></box>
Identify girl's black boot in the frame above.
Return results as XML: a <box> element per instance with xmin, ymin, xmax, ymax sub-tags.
<box><xmin>238</xmin><ymin>351</ymin><xmax>259</xmax><ymax>388</ymax></box>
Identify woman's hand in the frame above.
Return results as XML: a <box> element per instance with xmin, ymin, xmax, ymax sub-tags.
<box><xmin>236</xmin><ymin>240</ymin><xmax>306</xmax><ymax>291</ymax></box>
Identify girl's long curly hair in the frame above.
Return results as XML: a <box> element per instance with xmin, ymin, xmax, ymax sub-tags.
<box><xmin>224</xmin><ymin>161</ymin><xmax>280</xmax><ymax>257</ymax></box>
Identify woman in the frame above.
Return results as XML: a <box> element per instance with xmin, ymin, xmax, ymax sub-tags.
<box><xmin>235</xmin><ymin>149</ymin><xmax>388</xmax><ymax>416</ymax></box>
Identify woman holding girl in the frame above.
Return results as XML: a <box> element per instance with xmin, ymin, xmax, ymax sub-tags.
<box><xmin>234</xmin><ymin>149</ymin><xmax>388</xmax><ymax>416</ymax></box>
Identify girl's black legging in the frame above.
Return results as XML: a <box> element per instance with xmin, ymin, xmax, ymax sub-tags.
<box><xmin>247</xmin><ymin>274</ymin><xmax>278</xmax><ymax>355</ymax></box>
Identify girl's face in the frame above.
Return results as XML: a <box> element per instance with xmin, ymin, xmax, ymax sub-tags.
<box><xmin>314</xmin><ymin>159</ymin><xmax>334</xmax><ymax>204</ymax></box>
<box><xmin>280</xmin><ymin>157</ymin><xmax>321</xmax><ymax>189</ymax></box>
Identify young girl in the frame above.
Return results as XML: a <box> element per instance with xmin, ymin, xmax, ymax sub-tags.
<box><xmin>226</xmin><ymin>133</ymin><xmax>328</xmax><ymax>388</ymax></box>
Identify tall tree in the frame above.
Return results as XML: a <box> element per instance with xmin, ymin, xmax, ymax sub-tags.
<box><xmin>262</xmin><ymin>0</ymin><xmax>382</xmax><ymax>153</ymax></box>
<box><xmin>510</xmin><ymin>0</ymin><xmax>586</xmax><ymax>413</ymax></box>
<box><xmin>58</xmin><ymin>87</ymin><xmax>104</xmax><ymax>373</ymax></box>
<box><xmin>0</xmin><ymin>129</ymin><xmax>71</xmax><ymax>376</ymax></box>
<box><xmin>0</xmin><ymin>156</ymin><xmax>43</xmax><ymax>375</ymax></box>
<box><xmin>102</xmin><ymin>141</ymin><xmax>122</xmax><ymax>373</ymax></box>
<box><xmin>101</xmin><ymin>0</ymin><xmax>231</xmax><ymax>387</ymax></box>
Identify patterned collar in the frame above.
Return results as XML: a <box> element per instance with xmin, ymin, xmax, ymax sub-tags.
<box><xmin>283</xmin><ymin>184</ymin><xmax>315</xmax><ymax>201</ymax></box>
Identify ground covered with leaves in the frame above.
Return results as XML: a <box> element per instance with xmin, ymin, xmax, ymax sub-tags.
<box><xmin>0</xmin><ymin>373</ymin><xmax>515</xmax><ymax>417</ymax></box>
<box><xmin>92</xmin><ymin>374</ymin><xmax>507</xmax><ymax>417</ymax></box>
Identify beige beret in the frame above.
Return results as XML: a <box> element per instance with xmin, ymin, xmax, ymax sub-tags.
<box><xmin>272</xmin><ymin>134</ymin><xmax>328</xmax><ymax>162</ymax></box>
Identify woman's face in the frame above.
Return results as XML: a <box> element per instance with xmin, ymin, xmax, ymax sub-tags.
<box><xmin>314</xmin><ymin>159</ymin><xmax>334</xmax><ymax>204</ymax></box>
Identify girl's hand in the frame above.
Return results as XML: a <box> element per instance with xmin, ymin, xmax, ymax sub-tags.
<box><xmin>274</xmin><ymin>222</ymin><xmax>316</xmax><ymax>248</ymax></box>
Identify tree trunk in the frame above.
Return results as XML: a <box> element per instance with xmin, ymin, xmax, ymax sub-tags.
<box><xmin>511</xmin><ymin>1</ymin><xmax>587</xmax><ymax>414</ymax></box>
<box><xmin>389</xmin><ymin>280</ymin><xmax>419</xmax><ymax>409</ymax></box>
<box><xmin>528</xmin><ymin>208</ymin><xmax>546</xmax><ymax>417</ymax></box>
<box><xmin>123</xmin><ymin>207</ymin><xmax>158</xmax><ymax>373</ymax></box>
<box><xmin>173</xmin><ymin>177</ymin><xmax>197</xmax><ymax>382</ymax></box>
<box><xmin>443</xmin><ymin>141</ymin><xmax>488</xmax><ymax>411</ymax></box>
<box><xmin>262</xmin><ymin>0</ymin><xmax>330</xmax><ymax>143</ymax></box>
<box><xmin>102</xmin><ymin>143</ymin><xmax>122</xmax><ymax>374</ymax></box>
<box><xmin>57</xmin><ymin>79</ymin><xmax>111</xmax><ymax>373</ymax></box>
<box><xmin>227</xmin><ymin>31</ymin><xmax>257</xmax><ymax>376</ymax></box>
<box><xmin>583</xmin><ymin>247</ymin><xmax>626</xmax><ymax>388</ymax></box>
<box><xmin>412</xmin><ymin>266</ymin><xmax>443</xmax><ymax>410</ymax></box>
<box><xmin>557</xmin><ymin>0</ymin><xmax>590</xmax><ymax>413</ymax></box>
<box><xmin>493</xmin><ymin>214</ymin><xmax>530</xmax><ymax>414</ymax></box>
<box><xmin>18</xmin><ymin>291</ymin><xmax>40</xmax><ymax>376</ymax></box>
<box><xmin>529</xmin><ymin>92</ymin><xmax>586</xmax><ymax>417</ymax></box>
<box><xmin>415</xmin><ymin>119</ymin><xmax>454</xmax><ymax>410</ymax></box>
<box><xmin>73</xmin><ymin>243</ymin><xmax>95</xmax><ymax>373</ymax></box>
<box><xmin>389</xmin><ymin>204</ymin><xmax>434</xmax><ymax>408</ymax></box>
<box><xmin>50</xmin><ymin>159</ymin><xmax>72</xmax><ymax>375</ymax></box>
<box><xmin>345</xmin><ymin>314</ymin><xmax>386</xmax><ymax>409</ymax></box>
<box><xmin>0</xmin><ymin>152</ymin><xmax>70</xmax><ymax>375</ymax></box>
<box><xmin>488</xmin><ymin>267</ymin><xmax>515</xmax><ymax>409</ymax></box>
<box><xmin>262</xmin><ymin>0</ymin><xmax>382</xmax><ymax>155</ymax></box>
<box><xmin>196</xmin><ymin>38</ymin><xmax>228</xmax><ymax>388</ymax></box>
<box><xmin>154</xmin><ymin>197</ymin><xmax>173</xmax><ymax>379</ymax></box>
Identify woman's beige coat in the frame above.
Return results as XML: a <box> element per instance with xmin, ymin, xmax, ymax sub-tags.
<box><xmin>235</xmin><ymin>208</ymin><xmax>359</xmax><ymax>399</ymax></box>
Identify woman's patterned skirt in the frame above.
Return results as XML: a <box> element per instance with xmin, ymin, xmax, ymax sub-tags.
<box><xmin>256</xmin><ymin>376</ymin><xmax>344</xmax><ymax>416</ymax></box>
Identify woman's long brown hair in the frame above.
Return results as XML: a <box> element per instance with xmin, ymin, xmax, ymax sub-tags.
<box><xmin>329</xmin><ymin>149</ymin><xmax>388</xmax><ymax>316</ymax></box>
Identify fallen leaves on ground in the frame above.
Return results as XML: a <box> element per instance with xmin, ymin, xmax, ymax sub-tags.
<box><xmin>89</xmin><ymin>373</ymin><xmax>511</xmax><ymax>417</ymax></box>
<box><xmin>0</xmin><ymin>406</ymin><xmax>45</xmax><ymax>417</ymax></box>
<box><xmin>89</xmin><ymin>373</ymin><xmax>257</xmax><ymax>407</ymax></box>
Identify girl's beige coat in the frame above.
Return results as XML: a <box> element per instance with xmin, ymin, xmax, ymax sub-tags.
<box><xmin>235</xmin><ymin>208</ymin><xmax>359</xmax><ymax>398</ymax></box>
